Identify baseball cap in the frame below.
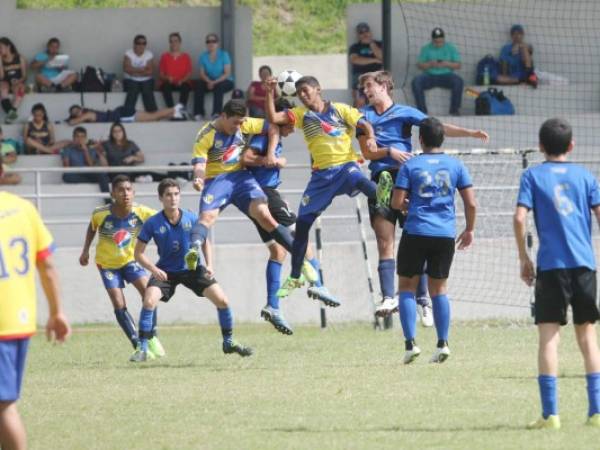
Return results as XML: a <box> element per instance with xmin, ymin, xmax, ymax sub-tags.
<box><xmin>356</xmin><ymin>22</ymin><xmax>370</xmax><ymax>33</ymax></box>
<box><xmin>510</xmin><ymin>24</ymin><xmax>525</xmax><ymax>34</ymax></box>
<box><xmin>431</xmin><ymin>27</ymin><xmax>445</xmax><ymax>39</ymax></box>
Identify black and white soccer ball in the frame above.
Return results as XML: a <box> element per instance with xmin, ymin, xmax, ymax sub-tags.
<box><xmin>277</xmin><ymin>69</ymin><xmax>303</xmax><ymax>97</ymax></box>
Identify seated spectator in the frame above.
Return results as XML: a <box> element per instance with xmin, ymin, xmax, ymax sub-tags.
<box><xmin>0</xmin><ymin>125</ymin><xmax>21</xmax><ymax>185</ymax></box>
<box><xmin>411</xmin><ymin>27</ymin><xmax>463</xmax><ymax>115</ymax></box>
<box><xmin>61</xmin><ymin>126</ymin><xmax>110</xmax><ymax>199</ymax></box>
<box><xmin>497</xmin><ymin>24</ymin><xmax>537</xmax><ymax>88</ymax></box>
<box><xmin>0</xmin><ymin>37</ymin><xmax>27</xmax><ymax>124</ymax></box>
<box><xmin>159</xmin><ymin>32</ymin><xmax>192</xmax><ymax>109</ymax></box>
<box><xmin>247</xmin><ymin>65</ymin><xmax>275</xmax><ymax>118</ymax></box>
<box><xmin>30</xmin><ymin>37</ymin><xmax>77</xmax><ymax>92</ymax></box>
<box><xmin>23</xmin><ymin>103</ymin><xmax>69</xmax><ymax>154</ymax></box>
<box><xmin>123</xmin><ymin>34</ymin><xmax>158</xmax><ymax>113</ymax></box>
<box><xmin>67</xmin><ymin>102</ymin><xmax>186</xmax><ymax>125</ymax></box>
<box><xmin>349</xmin><ymin>22</ymin><xmax>383</xmax><ymax>107</ymax></box>
<box><xmin>193</xmin><ymin>33</ymin><xmax>234</xmax><ymax>119</ymax></box>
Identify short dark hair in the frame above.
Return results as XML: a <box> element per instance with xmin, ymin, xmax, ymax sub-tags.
<box><xmin>295</xmin><ymin>76</ymin><xmax>320</xmax><ymax>90</ymax></box>
<box><xmin>539</xmin><ymin>118</ymin><xmax>572</xmax><ymax>156</ymax></box>
<box><xmin>73</xmin><ymin>126</ymin><xmax>87</xmax><ymax>137</ymax></box>
<box><xmin>223</xmin><ymin>99</ymin><xmax>247</xmax><ymax>118</ymax></box>
<box><xmin>31</xmin><ymin>103</ymin><xmax>48</xmax><ymax>122</ymax></box>
<box><xmin>134</xmin><ymin>34</ymin><xmax>146</xmax><ymax>43</ymax></box>
<box><xmin>158</xmin><ymin>178</ymin><xmax>180</xmax><ymax>197</ymax></box>
<box><xmin>275</xmin><ymin>97</ymin><xmax>294</xmax><ymax>112</ymax></box>
<box><xmin>169</xmin><ymin>32</ymin><xmax>181</xmax><ymax>42</ymax></box>
<box><xmin>111</xmin><ymin>174</ymin><xmax>132</xmax><ymax>190</ymax></box>
<box><xmin>47</xmin><ymin>37</ymin><xmax>60</xmax><ymax>48</ymax></box>
<box><xmin>419</xmin><ymin>117</ymin><xmax>445</xmax><ymax>149</ymax></box>
<box><xmin>68</xmin><ymin>104</ymin><xmax>82</xmax><ymax>118</ymax></box>
<box><xmin>258</xmin><ymin>65</ymin><xmax>272</xmax><ymax>76</ymax></box>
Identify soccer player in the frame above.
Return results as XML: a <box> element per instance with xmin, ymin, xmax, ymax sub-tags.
<box><xmin>264</xmin><ymin>75</ymin><xmax>389</xmax><ymax>298</ymax></box>
<box><xmin>391</xmin><ymin>117</ymin><xmax>476</xmax><ymax>364</ymax></box>
<box><xmin>0</xmin><ymin>191</ymin><xmax>71</xmax><ymax>450</ymax></box>
<box><xmin>358</xmin><ymin>70</ymin><xmax>488</xmax><ymax>323</ymax></box>
<box><xmin>79</xmin><ymin>175</ymin><xmax>164</xmax><ymax>356</ymax></box>
<box><xmin>242</xmin><ymin>97</ymin><xmax>336</xmax><ymax>335</ymax></box>
<box><xmin>131</xmin><ymin>179</ymin><xmax>252</xmax><ymax>362</ymax></box>
<box><xmin>514</xmin><ymin>118</ymin><xmax>600</xmax><ymax>429</ymax></box>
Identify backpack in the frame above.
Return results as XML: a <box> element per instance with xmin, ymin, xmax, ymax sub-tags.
<box><xmin>78</xmin><ymin>66</ymin><xmax>114</xmax><ymax>105</ymax></box>
<box><xmin>475</xmin><ymin>55</ymin><xmax>499</xmax><ymax>85</ymax></box>
<box><xmin>475</xmin><ymin>88</ymin><xmax>515</xmax><ymax>115</ymax></box>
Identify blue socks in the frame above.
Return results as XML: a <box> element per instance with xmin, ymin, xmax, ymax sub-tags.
<box><xmin>398</xmin><ymin>291</ymin><xmax>417</xmax><ymax>342</ymax></box>
<box><xmin>538</xmin><ymin>375</ymin><xmax>558</xmax><ymax>418</ymax></box>
<box><xmin>377</xmin><ymin>259</ymin><xmax>395</xmax><ymax>298</ymax></box>
<box><xmin>587</xmin><ymin>373</ymin><xmax>600</xmax><ymax>417</ymax></box>
<box><xmin>138</xmin><ymin>307</ymin><xmax>155</xmax><ymax>352</ymax></box>
<box><xmin>217</xmin><ymin>307</ymin><xmax>233</xmax><ymax>345</ymax></box>
<box><xmin>270</xmin><ymin>224</ymin><xmax>294</xmax><ymax>253</ymax></box>
<box><xmin>432</xmin><ymin>294</ymin><xmax>450</xmax><ymax>343</ymax></box>
<box><xmin>114</xmin><ymin>308</ymin><xmax>138</xmax><ymax>349</ymax></box>
<box><xmin>266</xmin><ymin>260</ymin><xmax>282</xmax><ymax>309</ymax></box>
<box><xmin>190</xmin><ymin>222</ymin><xmax>209</xmax><ymax>246</ymax></box>
<box><xmin>308</xmin><ymin>257</ymin><xmax>322</xmax><ymax>287</ymax></box>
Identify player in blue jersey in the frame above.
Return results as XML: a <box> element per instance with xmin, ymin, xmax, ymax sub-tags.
<box><xmin>358</xmin><ymin>71</ymin><xmax>488</xmax><ymax>323</ymax></box>
<box><xmin>130</xmin><ymin>179</ymin><xmax>252</xmax><ymax>362</ymax></box>
<box><xmin>392</xmin><ymin>117</ymin><xmax>476</xmax><ymax>364</ymax></box>
<box><xmin>514</xmin><ymin>118</ymin><xmax>600</xmax><ymax>430</ymax></box>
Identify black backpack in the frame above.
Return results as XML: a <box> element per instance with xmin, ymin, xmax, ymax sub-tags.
<box><xmin>78</xmin><ymin>66</ymin><xmax>114</xmax><ymax>105</ymax></box>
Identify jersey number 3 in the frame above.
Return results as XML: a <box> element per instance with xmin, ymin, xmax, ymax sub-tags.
<box><xmin>0</xmin><ymin>237</ymin><xmax>30</xmax><ymax>279</ymax></box>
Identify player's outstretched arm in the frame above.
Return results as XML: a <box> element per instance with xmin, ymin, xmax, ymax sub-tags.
<box><xmin>264</xmin><ymin>78</ymin><xmax>291</xmax><ymax>125</ymax></box>
<box><xmin>192</xmin><ymin>162</ymin><xmax>206</xmax><ymax>192</ymax></box>
<box><xmin>457</xmin><ymin>187</ymin><xmax>476</xmax><ymax>250</ymax></box>
<box><xmin>37</xmin><ymin>255</ymin><xmax>71</xmax><ymax>343</ymax></box>
<box><xmin>79</xmin><ymin>223</ymin><xmax>96</xmax><ymax>266</ymax></box>
<box><xmin>358</xmin><ymin>136</ymin><xmax>412</xmax><ymax>163</ymax></box>
<box><xmin>513</xmin><ymin>205</ymin><xmax>534</xmax><ymax>286</ymax></box>
<box><xmin>134</xmin><ymin>240</ymin><xmax>167</xmax><ymax>281</ymax></box>
<box><xmin>443</xmin><ymin>123</ymin><xmax>489</xmax><ymax>143</ymax></box>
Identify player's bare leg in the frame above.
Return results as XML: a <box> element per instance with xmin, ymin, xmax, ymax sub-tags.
<box><xmin>0</xmin><ymin>401</ymin><xmax>26</xmax><ymax>450</ymax></box>
<box><xmin>186</xmin><ymin>209</ymin><xmax>219</xmax><ymax>270</ymax></box>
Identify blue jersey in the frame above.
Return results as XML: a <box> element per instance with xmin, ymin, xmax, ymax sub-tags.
<box><xmin>517</xmin><ymin>162</ymin><xmax>600</xmax><ymax>271</ymax></box>
<box><xmin>246</xmin><ymin>134</ymin><xmax>282</xmax><ymax>188</ymax></box>
<box><xmin>396</xmin><ymin>153</ymin><xmax>472</xmax><ymax>238</ymax></box>
<box><xmin>358</xmin><ymin>103</ymin><xmax>426</xmax><ymax>175</ymax></box>
<box><xmin>137</xmin><ymin>209</ymin><xmax>199</xmax><ymax>273</ymax></box>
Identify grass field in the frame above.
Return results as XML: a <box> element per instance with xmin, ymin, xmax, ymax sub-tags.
<box><xmin>18</xmin><ymin>321</ymin><xmax>600</xmax><ymax>449</ymax></box>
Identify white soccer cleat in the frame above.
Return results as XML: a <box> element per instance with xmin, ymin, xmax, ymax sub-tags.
<box><xmin>375</xmin><ymin>296</ymin><xmax>399</xmax><ymax>317</ymax></box>
<box><xmin>403</xmin><ymin>345</ymin><xmax>421</xmax><ymax>365</ymax></box>
<box><xmin>429</xmin><ymin>346</ymin><xmax>451</xmax><ymax>363</ymax></box>
<box><xmin>418</xmin><ymin>299</ymin><xmax>434</xmax><ymax>328</ymax></box>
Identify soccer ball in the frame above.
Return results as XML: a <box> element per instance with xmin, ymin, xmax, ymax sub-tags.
<box><xmin>277</xmin><ymin>69</ymin><xmax>303</xmax><ymax>97</ymax></box>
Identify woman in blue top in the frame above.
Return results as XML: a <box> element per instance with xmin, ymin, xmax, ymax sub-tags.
<box><xmin>193</xmin><ymin>33</ymin><xmax>234</xmax><ymax>119</ymax></box>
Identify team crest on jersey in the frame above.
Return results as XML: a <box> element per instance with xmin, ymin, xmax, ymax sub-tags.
<box><xmin>112</xmin><ymin>229</ymin><xmax>132</xmax><ymax>249</ymax></box>
<box><xmin>104</xmin><ymin>221</ymin><xmax>114</xmax><ymax>231</ymax></box>
<box><xmin>104</xmin><ymin>271</ymin><xmax>114</xmax><ymax>281</ymax></box>
<box><xmin>222</xmin><ymin>144</ymin><xmax>243</xmax><ymax>165</ymax></box>
<box><xmin>128</xmin><ymin>217</ymin><xmax>138</xmax><ymax>227</ymax></box>
<box><xmin>183</xmin><ymin>221</ymin><xmax>192</xmax><ymax>230</ymax></box>
<box><xmin>203</xmin><ymin>194</ymin><xmax>214</xmax><ymax>204</ymax></box>
<box><xmin>159</xmin><ymin>225</ymin><xmax>167</xmax><ymax>234</ymax></box>
<box><xmin>301</xmin><ymin>195</ymin><xmax>310</xmax><ymax>206</ymax></box>
<box><xmin>215</xmin><ymin>139</ymin><xmax>223</xmax><ymax>148</ymax></box>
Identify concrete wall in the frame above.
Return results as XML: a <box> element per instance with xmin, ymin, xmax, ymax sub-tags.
<box><xmin>0</xmin><ymin>2</ymin><xmax>253</xmax><ymax>90</ymax></box>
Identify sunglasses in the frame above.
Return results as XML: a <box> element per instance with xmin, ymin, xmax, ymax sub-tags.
<box><xmin>135</xmin><ymin>41</ymin><xmax>146</xmax><ymax>46</ymax></box>
<box><xmin>206</xmin><ymin>39</ymin><xmax>218</xmax><ymax>44</ymax></box>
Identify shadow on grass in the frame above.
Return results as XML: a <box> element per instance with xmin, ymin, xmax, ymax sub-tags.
<box><xmin>266</xmin><ymin>424</ymin><xmax>525</xmax><ymax>433</ymax></box>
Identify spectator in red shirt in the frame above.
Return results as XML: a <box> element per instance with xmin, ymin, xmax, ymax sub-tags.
<box><xmin>246</xmin><ymin>65</ymin><xmax>276</xmax><ymax>118</ymax></box>
<box><xmin>159</xmin><ymin>32</ymin><xmax>192</xmax><ymax>109</ymax></box>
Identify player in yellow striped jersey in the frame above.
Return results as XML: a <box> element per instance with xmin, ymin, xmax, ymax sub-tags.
<box><xmin>79</xmin><ymin>175</ymin><xmax>164</xmax><ymax>356</ymax></box>
<box><xmin>0</xmin><ymin>191</ymin><xmax>70</xmax><ymax>450</ymax></box>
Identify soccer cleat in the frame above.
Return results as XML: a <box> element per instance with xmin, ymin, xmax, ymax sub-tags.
<box><xmin>376</xmin><ymin>170</ymin><xmax>393</xmax><ymax>209</ymax></box>
<box><xmin>429</xmin><ymin>345</ymin><xmax>451</xmax><ymax>363</ymax></box>
<box><xmin>223</xmin><ymin>340</ymin><xmax>253</xmax><ymax>357</ymax></box>
<box><xmin>184</xmin><ymin>247</ymin><xmax>200</xmax><ymax>271</ymax></box>
<box><xmin>129</xmin><ymin>347</ymin><xmax>155</xmax><ymax>363</ymax></box>
<box><xmin>526</xmin><ymin>415</ymin><xmax>561</xmax><ymax>430</ymax></box>
<box><xmin>260</xmin><ymin>306</ymin><xmax>293</xmax><ymax>335</ymax></box>
<box><xmin>148</xmin><ymin>336</ymin><xmax>166</xmax><ymax>358</ymax></box>
<box><xmin>418</xmin><ymin>299</ymin><xmax>434</xmax><ymax>328</ymax></box>
<box><xmin>586</xmin><ymin>414</ymin><xmax>600</xmax><ymax>427</ymax></box>
<box><xmin>403</xmin><ymin>345</ymin><xmax>421</xmax><ymax>365</ymax></box>
<box><xmin>375</xmin><ymin>296</ymin><xmax>399</xmax><ymax>317</ymax></box>
<box><xmin>276</xmin><ymin>275</ymin><xmax>305</xmax><ymax>298</ymax></box>
<box><xmin>301</xmin><ymin>260</ymin><xmax>319</xmax><ymax>285</ymax></box>
<box><xmin>307</xmin><ymin>285</ymin><xmax>341</xmax><ymax>308</ymax></box>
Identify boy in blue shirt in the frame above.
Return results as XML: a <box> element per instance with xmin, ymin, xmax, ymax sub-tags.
<box><xmin>392</xmin><ymin>117</ymin><xmax>476</xmax><ymax>364</ymax></box>
<box><xmin>131</xmin><ymin>179</ymin><xmax>252</xmax><ymax>362</ymax></box>
<box><xmin>514</xmin><ymin>118</ymin><xmax>600</xmax><ymax>429</ymax></box>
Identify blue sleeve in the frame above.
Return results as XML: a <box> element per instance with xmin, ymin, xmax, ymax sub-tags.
<box><xmin>407</xmin><ymin>107</ymin><xmax>427</xmax><ymax>126</ymax></box>
<box><xmin>249</xmin><ymin>135</ymin><xmax>267</xmax><ymax>154</ymax></box>
<box><xmin>517</xmin><ymin>170</ymin><xmax>533</xmax><ymax>209</ymax></box>
<box><xmin>222</xmin><ymin>51</ymin><xmax>231</xmax><ymax>65</ymax></box>
<box><xmin>198</xmin><ymin>53</ymin><xmax>206</xmax><ymax>70</ymax></box>
<box><xmin>34</xmin><ymin>52</ymin><xmax>48</xmax><ymax>63</ymax></box>
<box><xmin>499</xmin><ymin>44</ymin><xmax>510</xmax><ymax>62</ymax></box>
<box><xmin>457</xmin><ymin>161</ymin><xmax>473</xmax><ymax>190</ymax></box>
<box><xmin>395</xmin><ymin>163</ymin><xmax>411</xmax><ymax>190</ymax></box>
<box><xmin>137</xmin><ymin>220</ymin><xmax>153</xmax><ymax>243</ymax></box>
<box><xmin>589</xmin><ymin>174</ymin><xmax>600</xmax><ymax>208</ymax></box>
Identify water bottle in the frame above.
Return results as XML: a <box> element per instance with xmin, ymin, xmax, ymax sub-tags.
<box><xmin>112</xmin><ymin>78</ymin><xmax>122</xmax><ymax>92</ymax></box>
<box><xmin>483</xmin><ymin>66</ymin><xmax>490</xmax><ymax>86</ymax></box>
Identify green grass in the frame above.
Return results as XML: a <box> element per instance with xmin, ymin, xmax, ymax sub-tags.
<box><xmin>16</xmin><ymin>0</ymin><xmax>379</xmax><ymax>56</ymax></box>
<box><xmin>19</xmin><ymin>321</ymin><xmax>600</xmax><ymax>449</ymax></box>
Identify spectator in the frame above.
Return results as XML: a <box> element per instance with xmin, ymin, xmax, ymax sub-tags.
<box><xmin>497</xmin><ymin>24</ymin><xmax>537</xmax><ymax>88</ymax></box>
<box><xmin>411</xmin><ymin>27</ymin><xmax>463</xmax><ymax>115</ymax></box>
<box><xmin>193</xmin><ymin>33</ymin><xmax>234</xmax><ymax>119</ymax></box>
<box><xmin>30</xmin><ymin>37</ymin><xmax>77</xmax><ymax>92</ymax></box>
<box><xmin>159</xmin><ymin>32</ymin><xmax>192</xmax><ymax>109</ymax></box>
<box><xmin>246</xmin><ymin>65</ymin><xmax>275</xmax><ymax>118</ymax></box>
<box><xmin>123</xmin><ymin>34</ymin><xmax>158</xmax><ymax>113</ymax></box>
<box><xmin>61</xmin><ymin>126</ymin><xmax>110</xmax><ymax>198</ymax></box>
<box><xmin>23</xmin><ymin>103</ymin><xmax>69</xmax><ymax>154</ymax></box>
<box><xmin>0</xmin><ymin>125</ymin><xmax>21</xmax><ymax>185</ymax></box>
<box><xmin>349</xmin><ymin>22</ymin><xmax>383</xmax><ymax>107</ymax></box>
<box><xmin>67</xmin><ymin>102</ymin><xmax>186</xmax><ymax>125</ymax></box>
<box><xmin>0</xmin><ymin>37</ymin><xmax>27</xmax><ymax>124</ymax></box>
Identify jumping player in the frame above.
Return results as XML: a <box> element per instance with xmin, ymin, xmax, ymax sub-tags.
<box><xmin>391</xmin><ymin>117</ymin><xmax>476</xmax><ymax>364</ymax></box>
<box><xmin>514</xmin><ymin>118</ymin><xmax>600</xmax><ymax>429</ymax></box>
<box><xmin>358</xmin><ymin>70</ymin><xmax>488</xmax><ymax>322</ymax></box>
<box><xmin>264</xmin><ymin>75</ymin><xmax>389</xmax><ymax>299</ymax></box>
<box><xmin>79</xmin><ymin>175</ymin><xmax>164</xmax><ymax>356</ymax></box>
<box><xmin>131</xmin><ymin>179</ymin><xmax>252</xmax><ymax>362</ymax></box>
<box><xmin>0</xmin><ymin>192</ymin><xmax>71</xmax><ymax>450</ymax></box>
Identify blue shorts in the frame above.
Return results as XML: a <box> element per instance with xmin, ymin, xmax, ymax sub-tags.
<box><xmin>98</xmin><ymin>261</ymin><xmax>147</xmax><ymax>289</ymax></box>
<box><xmin>0</xmin><ymin>339</ymin><xmax>29</xmax><ymax>401</ymax></box>
<box><xmin>200</xmin><ymin>171</ymin><xmax>267</xmax><ymax>214</ymax></box>
<box><xmin>298</xmin><ymin>162</ymin><xmax>366</xmax><ymax>217</ymax></box>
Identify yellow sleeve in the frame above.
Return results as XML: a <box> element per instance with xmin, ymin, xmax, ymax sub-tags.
<box><xmin>25</xmin><ymin>201</ymin><xmax>54</xmax><ymax>260</ymax></box>
<box><xmin>288</xmin><ymin>106</ymin><xmax>305</xmax><ymax>129</ymax></box>
<box><xmin>334</xmin><ymin>102</ymin><xmax>363</xmax><ymax>128</ymax></box>
<box><xmin>241</xmin><ymin>117</ymin><xmax>267</xmax><ymax>135</ymax></box>
<box><xmin>138</xmin><ymin>205</ymin><xmax>157</xmax><ymax>222</ymax></box>
<box><xmin>192</xmin><ymin>125</ymin><xmax>215</xmax><ymax>163</ymax></box>
<box><xmin>90</xmin><ymin>209</ymin><xmax>103</xmax><ymax>231</ymax></box>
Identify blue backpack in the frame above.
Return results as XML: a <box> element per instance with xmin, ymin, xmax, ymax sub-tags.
<box><xmin>475</xmin><ymin>88</ymin><xmax>515</xmax><ymax>115</ymax></box>
<box><xmin>475</xmin><ymin>55</ymin><xmax>499</xmax><ymax>85</ymax></box>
